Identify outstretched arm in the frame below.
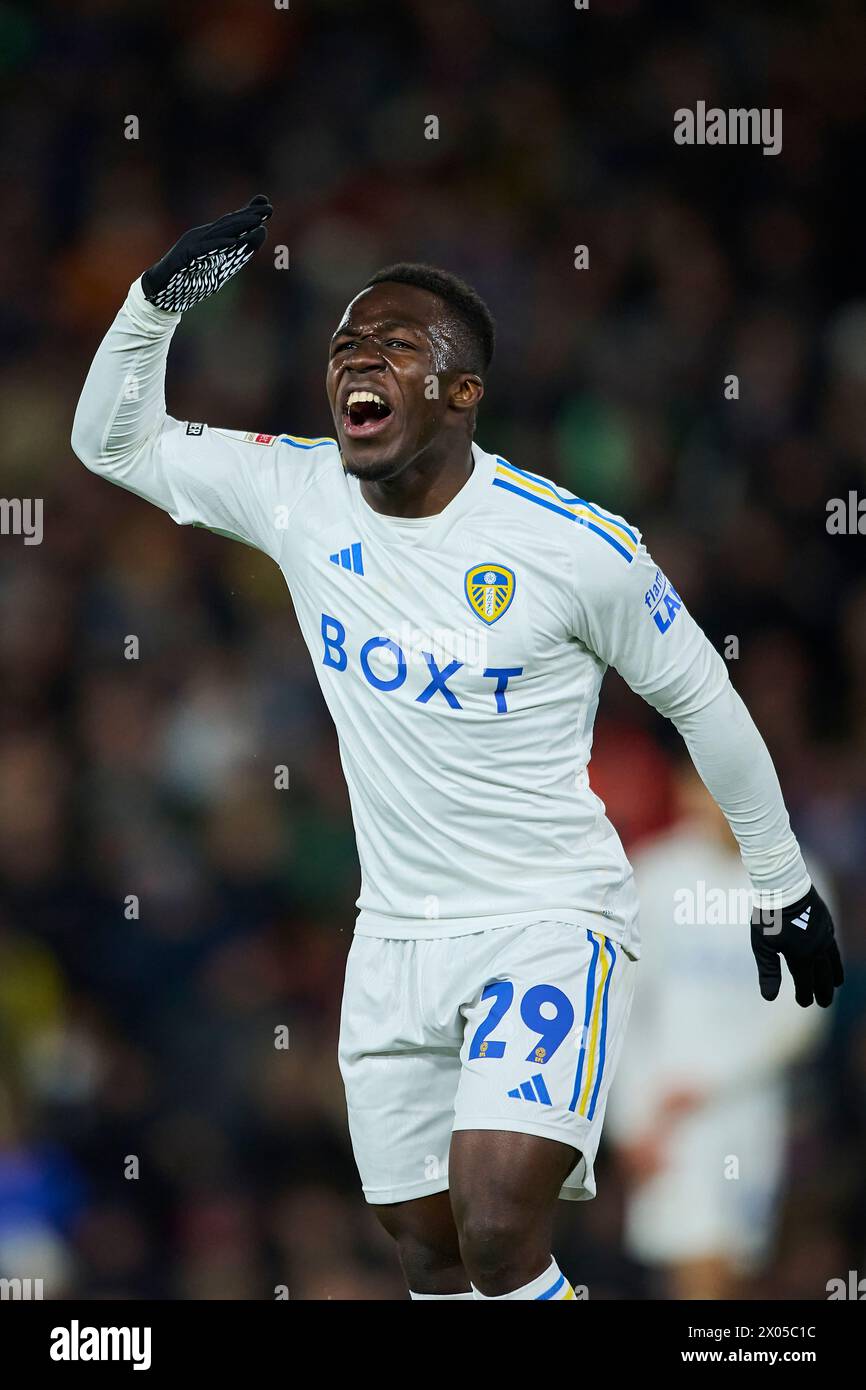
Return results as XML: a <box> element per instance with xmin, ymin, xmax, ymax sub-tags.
<box><xmin>571</xmin><ymin>521</ymin><xmax>843</xmax><ymax>1007</ymax></box>
<box><xmin>671</xmin><ymin>685</ymin><xmax>842</xmax><ymax>1007</ymax></box>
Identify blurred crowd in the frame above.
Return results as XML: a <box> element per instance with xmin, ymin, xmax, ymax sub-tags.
<box><xmin>0</xmin><ymin>0</ymin><xmax>864</xmax><ymax>1299</ymax></box>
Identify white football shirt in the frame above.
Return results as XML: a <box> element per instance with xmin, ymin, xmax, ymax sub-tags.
<box><xmin>72</xmin><ymin>281</ymin><xmax>810</xmax><ymax>949</ymax></box>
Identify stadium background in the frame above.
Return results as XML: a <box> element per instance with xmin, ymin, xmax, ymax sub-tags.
<box><xmin>0</xmin><ymin>0</ymin><xmax>864</xmax><ymax>1299</ymax></box>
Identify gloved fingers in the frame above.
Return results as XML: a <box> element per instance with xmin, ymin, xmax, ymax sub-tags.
<box><xmin>812</xmin><ymin>953</ymin><xmax>835</xmax><ymax>1008</ymax></box>
<box><xmin>752</xmin><ymin>937</ymin><xmax>782</xmax><ymax>1001</ymax></box>
<box><xmin>199</xmin><ymin>198</ymin><xmax>273</xmax><ymax>249</ymax></box>
<box><xmin>788</xmin><ymin>955</ymin><xmax>815</xmax><ymax>1008</ymax></box>
<box><xmin>211</xmin><ymin>195</ymin><xmax>273</xmax><ymax>229</ymax></box>
<box><xmin>237</xmin><ymin>223</ymin><xmax>268</xmax><ymax>252</ymax></box>
<box><xmin>828</xmin><ymin>938</ymin><xmax>845</xmax><ymax>987</ymax></box>
<box><xmin>190</xmin><ymin>227</ymin><xmax>268</xmax><ymax>276</ymax></box>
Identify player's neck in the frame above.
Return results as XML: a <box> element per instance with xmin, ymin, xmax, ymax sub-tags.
<box><xmin>360</xmin><ymin>440</ymin><xmax>475</xmax><ymax>519</ymax></box>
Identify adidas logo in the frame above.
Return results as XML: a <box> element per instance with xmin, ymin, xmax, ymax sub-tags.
<box><xmin>507</xmin><ymin>1073</ymin><xmax>552</xmax><ymax>1105</ymax></box>
<box><xmin>329</xmin><ymin>542</ymin><xmax>364</xmax><ymax>575</ymax></box>
<box><xmin>792</xmin><ymin>905</ymin><xmax>811</xmax><ymax>931</ymax></box>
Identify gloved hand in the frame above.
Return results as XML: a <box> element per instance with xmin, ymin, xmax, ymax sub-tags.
<box><xmin>141</xmin><ymin>194</ymin><xmax>272</xmax><ymax>312</ymax></box>
<box><xmin>751</xmin><ymin>884</ymin><xmax>843</xmax><ymax>1007</ymax></box>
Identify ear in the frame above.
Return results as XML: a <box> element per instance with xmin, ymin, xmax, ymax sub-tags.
<box><xmin>448</xmin><ymin>373</ymin><xmax>484</xmax><ymax>413</ymax></box>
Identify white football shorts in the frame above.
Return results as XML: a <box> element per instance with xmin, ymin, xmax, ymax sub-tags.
<box><xmin>338</xmin><ymin>919</ymin><xmax>637</xmax><ymax>1206</ymax></box>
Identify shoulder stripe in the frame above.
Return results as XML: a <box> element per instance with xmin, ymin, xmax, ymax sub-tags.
<box><xmin>493</xmin><ymin>472</ymin><xmax>635</xmax><ymax>563</ymax></box>
<box><xmin>494</xmin><ymin>459</ymin><xmax>638</xmax><ymax>547</ymax></box>
<box><xmin>280</xmin><ymin>434</ymin><xmax>335</xmax><ymax>450</ymax></box>
<box><xmin>502</xmin><ymin>461</ymin><xmax>638</xmax><ymax>542</ymax></box>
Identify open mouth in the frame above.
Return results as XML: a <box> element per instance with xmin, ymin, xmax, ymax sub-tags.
<box><xmin>342</xmin><ymin>389</ymin><xmax>394</xmax><ymax>438</ymax></box>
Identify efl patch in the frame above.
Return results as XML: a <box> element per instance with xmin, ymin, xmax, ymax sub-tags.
<box><xmin>465</xmin><ymin>563</ymin><xmax>516</xmax><ymax>626</ymax></box>
<box><xmin>243</xmin><ymin>432</ymin><xmax>278</xmax><ymax>446</ymax></box>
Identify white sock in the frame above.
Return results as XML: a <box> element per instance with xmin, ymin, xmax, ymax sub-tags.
<box><xmin>410</xmin><ymin>1289</ymin><xmax>474</xmax><ymax>1300</ymax></box>
<box><xmin>472</xmin><ymin>1257</ymin><xmax>574</xmax><ymax>1300</ymax></box>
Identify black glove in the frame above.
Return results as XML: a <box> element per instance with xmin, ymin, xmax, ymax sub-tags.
<box><xmin>141</xmin><ymin>194</ymin><xmax>273</xmax><ymax>312</ymax></box>
<box><xmin>751</xmin><ymin>884</ymin><xmax>843</xmax><ymax>1008</ymax></box>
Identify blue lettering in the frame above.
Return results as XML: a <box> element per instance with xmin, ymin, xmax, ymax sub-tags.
<box><xmin>321</xmin><ymin>613</ymin><xmax>347</xmax><ymax>670</ymax></box>
<box><xmin>416</xmin><ymin>653</ymin><xmax>463</xmax><ymax>708</ymax></box>
<box><xmin>321</xmin><ymin>615</ymin><xmax>524</xmax><ymax>712</ymax></box>
<box><xmin>484</xmin><ymin>666</ymin><xmax>523</xmax><ymax>714</ymax></box>
<box><xmin>652</xmin><ymin>588</ymin><xmax>682</xmax><ymax>634</ymax></box>
<box><xmin>360</xmin><ymin>636</ymin><xmax>407</xmax><ymax>692</ymax></box>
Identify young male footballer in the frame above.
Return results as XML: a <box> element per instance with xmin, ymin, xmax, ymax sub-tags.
<box><xmin>72</xmin><ymin>197</ymin><xmax>842</xmax><ymax>1301</ymax></box>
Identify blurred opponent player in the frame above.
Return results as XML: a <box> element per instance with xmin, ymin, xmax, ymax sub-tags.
<box><xmin>606</xmin><ymin>759</ymin><xmax>828</xmax><ymax>1299</ymax></box>
<box><xmin>71</xmin><ymin>198</ymin><xmax>842</xmax><ymax>1300</ymax></box>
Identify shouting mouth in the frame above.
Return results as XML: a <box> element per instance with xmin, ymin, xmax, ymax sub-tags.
<box><xmin>342</xmin><ymin>389</ymin><xmax>394</xmax><ymax>438</ymax></box>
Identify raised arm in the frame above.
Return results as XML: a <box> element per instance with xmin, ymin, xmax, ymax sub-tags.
<box><xmin>71</xmin><ymin>196</ymin><xmax>292</xmax><ymax>559</ymax></box>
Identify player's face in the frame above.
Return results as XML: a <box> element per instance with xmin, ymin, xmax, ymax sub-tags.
<box><xmin>326</xmin><ymin>282</ymin><xmax>479</xmax><ymax>481</ymax></box>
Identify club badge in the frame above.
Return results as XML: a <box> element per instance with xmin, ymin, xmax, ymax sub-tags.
<box><xmin>465</xmin><ymin>563</ymin><xmax>516</xmax><ymax>626</ymax></box>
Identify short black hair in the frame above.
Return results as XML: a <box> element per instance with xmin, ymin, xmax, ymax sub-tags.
<box><xmin>364</xmin><ymin>262</ymin><xmax>495</xmax><ymax>376</ymax></box>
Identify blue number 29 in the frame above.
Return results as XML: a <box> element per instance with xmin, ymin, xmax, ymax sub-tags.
<box><xmin>468</xmin><ymin>982</ymin><xmax>574</xmax><ymax>1063</ymax></box>
<box><xmin>468</xmin><ymin>981</ymin><xmax>513</xmax><ymax>1059</ymax></box>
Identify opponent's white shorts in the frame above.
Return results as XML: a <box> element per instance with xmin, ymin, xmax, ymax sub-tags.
<box><xmin>338</xmin><ymin>920</ymin><xmax>636</xmax><ymax>1206</ymax></box>
<box><xmin>622</xmin><ymin>1088</ymin><xmax>788</xmax><ymax>1271</ymax></box>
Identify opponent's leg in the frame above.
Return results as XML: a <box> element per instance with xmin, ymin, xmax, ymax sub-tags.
<box><xmin>450</xmin><ymin>1129</ymin><xmax>576</xmax><ymax>1297</ymax></box>
<box><xmin>373</xmin><ymin>1191</ymin><xmax>471</xmax><ymax>1298</ymax></box>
